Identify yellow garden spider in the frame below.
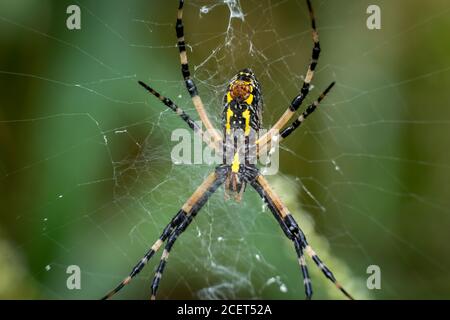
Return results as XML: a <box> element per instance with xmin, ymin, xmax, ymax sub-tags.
<box><xmin>102</xmin><ymin>0</ymin><xmax>353</xmax><ymax>300</ymax></box>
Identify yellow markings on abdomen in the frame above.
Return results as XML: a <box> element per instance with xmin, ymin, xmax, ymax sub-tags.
<box><xmin>242</xmin><ymin>109</ymin><xmax>251</xmax><ymax>136</ymax></box>
<box><xmin>245</xmin><ymin>93</ymin><xmax>253</xmax><ymax>105</ymax></box>
<box><xmin>227</xmin><ymin>92</ymin><xmax>233</xmax><ymax>103</ymax></box>
<box><xmin>231</xmin><ymin>152</ymin><xmax>240</xmax><ymax>173</ymax></box>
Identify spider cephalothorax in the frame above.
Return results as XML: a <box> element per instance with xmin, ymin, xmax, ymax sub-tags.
<box><xmin>105</xmin><ymin>0</ymin><xmax>353</xmax><ymax>301</ymax></box>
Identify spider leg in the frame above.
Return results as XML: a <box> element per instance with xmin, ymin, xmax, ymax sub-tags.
<box><xmin>101</xmin><ymin>211</ymin><xmax>183</xmax><ymax>300</ymax></box>
<box><xmin>150</xmin><ymin>225</ymin><xmax>186</xmax><ymax>300</ymax></box>
<box><xmin>279</xmin><ymin>82</ymin><xmax>335</xmax><ymax>140</ymax></box>
<box><xmin>101</xmin><ymin>168</ymin><xmax>226</xmax><ymax>300</ymax></box>
<box><xmin>138</xmin><ymin>80</ymin><xmax>220</xmax><ymax>152</ymax></box>
<box><xmin>175</xmin><ymin>0</ymin><xmax>222</xmax><ymax>143</ymax></box>
<box><xmin>250</xmin><ymin>174</ymin><xmax>353</xmax><ymax>300</ymax></box>
<box><xmin>257</xmin><ymin>82</ymin><xmax>335</xmax><ymax>156</ymax></box>
<box><xmin>250</xmin><ymin>174</ymin><xmax>313</xmax><ymax>299</ymax></box>
<box><xmin>294</xmin><ymin>238</ymin><xmax>313</xmax><ymax>299</ymax></box>
<box><xmin>150</xmin><ymin>166</ymin><xmax>226</xmax><ymax>299</ymax></box>
<box><xmin>257</xmin><ymin>0</ymin><xmax>321</xmax><ymax>148</ymax></box>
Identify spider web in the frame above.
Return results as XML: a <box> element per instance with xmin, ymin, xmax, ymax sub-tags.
<box><xmin>1</xmin><ymin>0</ymin><xmax>450</xmax><ymax>299</ymax></box>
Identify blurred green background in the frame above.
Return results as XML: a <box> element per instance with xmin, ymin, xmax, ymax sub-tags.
<box><xmin>1</xmin><ymin>0</ymin><xmax>450</xmax><ymax>299</ymax></box>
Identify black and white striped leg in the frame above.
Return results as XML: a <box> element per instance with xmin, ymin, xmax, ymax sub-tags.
<box><xmin>138</xmin><ymin>80</ymin><xmax>199</xmax><ymax>132</ymax></box>
<box><xmin>255</xmin><ymin>0</ymin><xmax>321</xmax><ymax>148</ymax></box>
<box><xmin>294</xmin><ymin>238</ymin><xmax>313</xmax><ymax>299</ymax></box>
<box><xmin>149</xmin><ymin>167</ymin><xmax>227</xmax><ymax>300</ymax></box>
<box><xmin>138</xmin><ymin>80</ymin><xmax>220</xmax><ymax>152</ymax></box>
<box><xmin>102</xmin><ymin>168</ymin><xmax>226</xmax><ymax>300</ymax></box>
<box><xmin>250</xmin><ymin>175</ymin><xmax>313</xmax><ymax>299</ymax></box>
<box><xmin>257</xmin><ymin>82</ymin><xmax>335</xmax><ymax>157</ymax></box>
<box><xmin>289</xmin><ymin>216</ymin><xmax>353</xmax><ymax>300</ymax></box>
<box><xmin>175</xmin><ymin>0</ymin><xmax>221</xmax><ymax>142</ymax></box>
<box><xmin>304</xmin><ymin>244</ymin><xmax>354</xmax><ymax>300</ymax></box>
<box><xmin>287</xmin><ymin>0</ymin><xmax>321</xmax><ymax>113</ymax></box>
<box><xmin>176</xmin><ymin>0</ymin><xmax>196</xmax><ymax>97</ymax></box>
<box><xmin>101</xmin><ymin>210</ymin><xmax>186</xmax><ymax>300</ymax></box>
<box><xmin>280</xmin><ymin>82</ymin><xmax>335</xmax><ymax>139</ymax></box>
<box><xmin>250</xmin><ymin>174</ymin><xmax>353</xmax><ymax>300</ymax></box>
<box><xmin>150</xmin><ymin>219</ymin><xmax>188</xmax><ymax>300</ymax></box>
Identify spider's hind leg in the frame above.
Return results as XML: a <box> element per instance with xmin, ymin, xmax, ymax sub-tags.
<box><xmin>149</xmin><ymin>166</ymin><xmax>227</xmax><ymax>299</ymax></box>
<box><xmin>102</xmin><ymin>168</ymin><xmax>227</xmax><ymax>300</ymax></box>
<box><xmin>250</xmin><ymin>174</ymin><xmax>353</xmax><ymax>300</ymax></box>
<box><xmin>101</xmin><ymin>210</ymin><xmax>186</xmax><ymax>300</ymax></box>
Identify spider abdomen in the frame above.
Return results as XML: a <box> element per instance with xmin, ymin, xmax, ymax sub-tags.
<box><xmin>222</xmin><ymin>68</ymin><xmax>263</xmax><ymax>134</ymax></box>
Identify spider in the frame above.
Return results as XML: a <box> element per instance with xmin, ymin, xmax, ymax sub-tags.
<box><xmin>102</xmin><ymin>0</ymin><xmax>353</xmax><ymax>300</ymax></box>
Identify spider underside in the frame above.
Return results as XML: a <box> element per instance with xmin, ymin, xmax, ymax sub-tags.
<box><xmin>102</xmin><ymin>0</ymin><xmax>353</xmax><ymax>300</ymax></box>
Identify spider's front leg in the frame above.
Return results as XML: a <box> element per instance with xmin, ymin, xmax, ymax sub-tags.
<box><xmin>257</xmin><ymin>82</ymin><xmax>335</xmax><ymax>157</ymax></box>
<box><xmin>256</xmin><ymin>0</ymin><xmax>321</xmax><ymax>150</ymax></box>
<box><xmin>175</xmin><ymin>0</ymin><xmax>222</xmax><ymax>144</ymax></box>
<box><xmin>138</xmin><ymin>80</ymin><xmax>221</xmax><ymax>153</ymax></box>
<box><xmin>249</xmin><ymin>173</ymin><xmax>353</xmax><ymax>300</ymax></box>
